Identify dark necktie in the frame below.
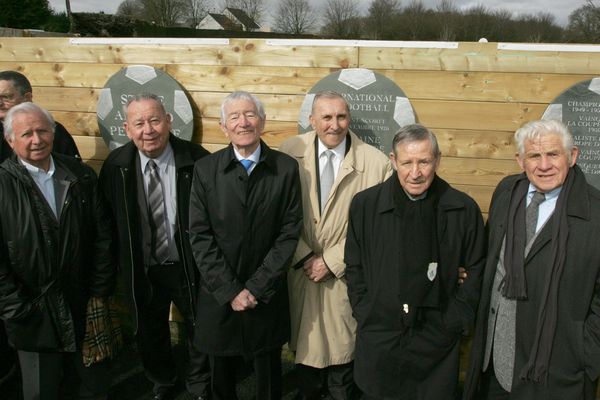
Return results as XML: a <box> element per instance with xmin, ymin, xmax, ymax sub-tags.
<box><xmin>526</xmin><ymin>191</ymin><xmax>546</xmax><ymax>243</ymax></box>
<box><xmin>320</xmin><ymin>150</ymin><xmax>334</xmax><ymax>212</ymax></box>
<box><xmin>147</xmin><ymin>160</ymin><xmax>169</xmax><ymax>264</ymax></box>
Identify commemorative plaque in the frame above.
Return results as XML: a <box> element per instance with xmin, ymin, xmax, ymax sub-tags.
<box><xmin>298</xmin><ymin>68</ymin><xmax>416</xmax><ymax>155</ymax></box>
<box><xmin>543</xmin><ymin>78</ymin><xmax>600</xmax><ymax>190</ymax></box>
<box><xmin>97</xmin><ymin>65</ymin><xmax>194</xmax><ymax>150</ymax></box>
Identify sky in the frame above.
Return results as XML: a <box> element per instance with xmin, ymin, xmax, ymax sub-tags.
<box><xmin>48</xmin><ymin>0</ymin><xmax>590</xmax><ymax>27</ymax></box>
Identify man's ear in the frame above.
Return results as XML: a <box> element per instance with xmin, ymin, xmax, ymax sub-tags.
<box><xmin>24</xmin><ymin>92</ymin><xmax>32</xmax><ymax>102</ymax></box>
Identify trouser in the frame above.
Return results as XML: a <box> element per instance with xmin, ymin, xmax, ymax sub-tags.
<box><xmin>18</xmin><ymin>350</ymin><xmax>110</xmax><ymax>400</ymax></box>
<box><xmin>210</xmin><ymin>348</ymin><xmax>282</xmax><ymax>400</ymax></box>
<box><xmin>0</xmin><ymin>320</ymin><xmax>16</xmax><ymax>379</ymax></box>
<box><xmin>296</xmin><ymin>362</ymin><xmax>360</xmax><ymax>400</ymax></box>
<box><xmin>137</xmin><ymin>263</ymin><xmax>210</xmax><ymax>397</ymax></box>
<box><xmin>476</xmin><ymin>367</ymin><xmax>510</xmax><ymax>400</ymax></box>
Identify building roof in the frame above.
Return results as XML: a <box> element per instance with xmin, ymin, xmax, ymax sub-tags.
<box><xmin>226</xmin><ymin>7</ymin><xmax>260</xmax><ymax>30</ymax></box>
<box><xmin>207</xmin><ymin>13</ymin><xmax>240</xmax><ymax>30</ymax></box>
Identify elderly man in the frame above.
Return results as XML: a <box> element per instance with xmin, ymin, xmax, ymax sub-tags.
<box><xmin>0</xmin><ymin>70</ymin><xmax>80</xmax><ymax>162</ymax></box>
<box><xmin>0</xmin><ymin>71</ymin><xmax>81</xmax><ymax>384</ymax></box>
<box><xmin>189</xmin><ymin>90</ymin><xmax>302</xmax><ymax>400</ymax></box>
<box><xmin>463</xmin><ymin>119</ymin><xmax>600</xmax><ymax>400</ymax></box>
<box><xmin>0</xmin><ymin>102</ymin><xmax>115</xmax><ymax>399</ymax></box>
<box><xmin>345</xmin><ymin>124</ymin><xmax>485</xmax><ymax>399</ymax></box>
<box><xmin>98</xmin><ymin>94</ymin><xmax>210</xmax><ymax>400</ymax></box>
<box><xmin>279</xmin><ymin>91</ymin><xmax>391</xmax><ymax>400</ymax></box>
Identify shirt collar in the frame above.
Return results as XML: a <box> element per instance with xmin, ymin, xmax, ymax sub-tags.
<box><xmin>233</xmin><ymin>144</ymin><xmax>261</xmax><ymax>164</ymax></box>
<box><xmin>20</xmin><ymin>156</ymin><xmax>55</xmax><ymax>178</ymax></box>
<box><xmin>139</xmin><ymin>143</ymin><xmax>174</xmax><ymax>173</ymax></box>
<box><xmin>528</xmin><ymin>184</ymin><xmax>561</xmax><ymax>201</ymax></box>
<box><xmin>317</xmin><ymin>136</ymin><xmax>346</xmax><ymax>160</ymax></box>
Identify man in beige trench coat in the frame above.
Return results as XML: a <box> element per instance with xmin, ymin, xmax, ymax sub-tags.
<box><xmin>279</xmin><ymin>91</ymin><xmax>392</xmax><ymax>400</ymax></box>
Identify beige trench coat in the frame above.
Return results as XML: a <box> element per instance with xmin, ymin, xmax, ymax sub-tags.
<box><xmin>279</xmin><ymin>131</ymin><xmax>392</xmax><ymax>368</ymax></box>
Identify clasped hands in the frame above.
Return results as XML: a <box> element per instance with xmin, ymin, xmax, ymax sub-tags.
<box><xmin>303</xmin><ymin>254</ymin><xmax>333</xmax><ymax>283</ymax></box>
<box><xmin>231</xmin><ymin>288</ymin><xmax>258</xmax><ymax>311</ymax></box>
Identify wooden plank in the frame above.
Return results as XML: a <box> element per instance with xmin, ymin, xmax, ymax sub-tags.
<box><xmin>4</xmin><ymin>61</ymin><xmax>590</xmax><ymax>105</ymax></box>
<box><xmin>53</xmin><ymin>111</ymin><xmax>98</xmax><ymax>136</ymax></box>
<box><xmin>453</xmin><ymin>184</ymin><xmax>494</xmax><ymax>213</ymax></box>
<box><xmin>436</xmin><ymin>128</ymin><xmax>515</xmax><ymax>160</ymax></box>
<box><xmin>379</xmin><ymin>70</ymin><xmax>594</xmax><ymax>104</ymax></box>
<box><xmin>359</xmin><ymin>42</ymin><xmax>600</xmax><ymax>74</ymax></box>
<box><xmin>0</xmin><ymin>61</ymin><xmax>130</xmax><ymax>88</ymax></box>
<box><xmin>0</xmin><ymin>38</ymin><xmax>358</xmax><ymax>68</ymax></box>
<box><xmin>166</xmin><ymin>64</ymin><xmax>334</xmax><ymax>94</ymax></box>
<box><xmin>437</xmin><ymin>157</ymin><xmax>521</xmax><ymax>187</ymax></box>
<box><xmin>74</xmin><ymin>135</ymin><xmax>110</xmax><ymax>160</ymax></box>
<box><xmin>412</xmin><ymin>100</ymin><xmax>548</xmax><ymax>131</ymax></box>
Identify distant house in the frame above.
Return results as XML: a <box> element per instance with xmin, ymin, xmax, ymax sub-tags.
<box><xmin>196</xmin><ymin>7</ymin><xmax>260</xmax><ymax>32</ymax></box>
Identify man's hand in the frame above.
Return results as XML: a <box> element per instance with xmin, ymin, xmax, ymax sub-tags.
<box><xmin>303</xmin><ymin>255</ymin><xmax>333</xmax><ymax>283</ymax></box>
<box><xmin>230</xmin><ymin>288</ymin><xmax>258</xmax><ymax>311</ymax></box>
<box><xmin>458</xmin><ymin>267</ymin><xmax>467</xmax><ymax>285</ymax></box>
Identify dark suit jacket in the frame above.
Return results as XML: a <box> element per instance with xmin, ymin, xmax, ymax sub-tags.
<box><xmin>98</xmin><ymin>134</ymin><xmax>209</xmax><ymax>333</ymax></box>
<box><xmin>463</xmin><ymin>169</ymin><xmax>600</xmax><ymax>400</ymax></box>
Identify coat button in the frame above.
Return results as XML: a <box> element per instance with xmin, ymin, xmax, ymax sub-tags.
<box><xmin>490</xmin><ymin>307</ymin><xmax>495</xmax><ymax>315</ymax></box>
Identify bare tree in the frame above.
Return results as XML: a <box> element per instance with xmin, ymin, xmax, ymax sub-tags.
<box><xmin>139</xmin><ymin>0</ymin><xmax>185</xmax><ymax>26</ymax></box>
<box><xmin>403</xmin><ymin>0</ymin><xmax>427</xmax><ymax>40</ymax></box>
<box><xmin>273</xmin><ymin>0</ymin><xmax>318</xmax><ymax>34</ymax></box>
<box><xmin>435</xmin><ymin>0</ymin><xmax>459</xmax><ymax>40</ymax></box>
<box><xmin>183</xmin><ymin>0</ymin><xmax>211</xmax><ymax>27</ymax></box>
<box><xmin>566</xmin><ymin>0</ymin><xmax>600</xmax><ymax>43</ymax></box>
<box><xmin>222</xmin><ymin>0</ymin><xmax>265</xmax><ymax>24</ymax></box>
<box><xmin>321</xmin><ymin>0</ymin><xmax>362</xmax><ymax>38</ymax></box>
<box><xmin>116</xmin><ymin>0</ymin><xmax>144</xmax><ymax>18</ymax></box>
<box><xmin>365</xmin><ymin>0</ymin><xmax>401</xmax><ymax>39</ymax></box>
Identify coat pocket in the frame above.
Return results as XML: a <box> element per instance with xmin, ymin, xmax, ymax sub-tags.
<box><xmin>5</xmin><ymin>294</ymin><xmax>62</xmax><ymax>351</ymax></box>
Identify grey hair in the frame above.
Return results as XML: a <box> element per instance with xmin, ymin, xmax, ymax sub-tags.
<box><xmin>220</xmin><ymin>91</ymin><xmax>266</xmax><ymax>123</ymax></box>
<box><xmin>4</xmin><ymin>102</ymin><xmax>56</xmax><ymax>140</ymax></box>
<box><xmin>123</xmin><ymin>93</ymin><xmax>168</xmax><ymax>118</ymax></box>
<box><xmin>391</xmin><ymin>123</ymin><xmax>440</xmax><ymax>158</ymax></box>
<box><xmin>311</xmin><ymin>90</ymin><xmax>350</xmax><ymax>116</ymax></box>
<box><xmin>514</xmin><ymin>120</ymin><xmax>574</xmax><ymax>161</ymax></box>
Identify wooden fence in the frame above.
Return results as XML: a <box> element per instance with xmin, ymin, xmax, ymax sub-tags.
<box><xmin>1</xmin><ymin>37</ymin><xmax>599</xmax><ymax>214</ymax></box>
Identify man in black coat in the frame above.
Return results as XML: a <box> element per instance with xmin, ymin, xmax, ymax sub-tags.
<box><xmin>463</xmin><ymin>120</ymin><xmax>600</xmax><ymax>400</ymax></box>
<box><xmin>0</xmin><ymin>102</ymin><xmax>115</xmax><ymax>399</ymax></box>
<box><xmin>189</xmin><ymin>91</ymin><xmax>303</xmax><ymax>400</ymax></box>
<box><xmin>98</xmin><ymin>94</ymin><xmax>210</xmax><ymax>400</ymax></box>
<box><xmin>0</xmin><ymin>71</ymin><xmax>82</xmax><ymax>386</ymax></box>
<box><xmin>345</xmin><ymin>124</ymin><xmax>485</xmax><ymax>400</ymax></box>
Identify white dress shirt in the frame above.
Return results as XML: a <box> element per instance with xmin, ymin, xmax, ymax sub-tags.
<box><xmin>233</xmin><ymin>145</ymin><xmax>261</xmax><ymax>174</ymax></box>
<box><xmin>21</xmin><ymin>157</ymin><xmax>58</xmax><ymax>218</ymax></box>
<box><xmin>527</xmin><ymin>184</ymin><xmax>561</xmax><ymax>235</ymax></box>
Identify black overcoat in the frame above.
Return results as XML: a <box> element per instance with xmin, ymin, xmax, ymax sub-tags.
<box><xmin>98</xmin><ymin>134</ymin><xmax>209</xmax><ymax>333</ymax></box>
<box><xmin>0</xmin><ymin>154</ymin><xmax>114</xmax><ymax>352</ymax></box>
<box><xmin>345</xmin><ymin>175</ymin><xmax>485</xmax><ymax>399</ymax></box>
<box><xmin>189</xmin><ymin>141</ymin><xmax>302</xmax><ymax>356</ymax></box>
<box><xmin>463</xmin><ymin>169</ymin><xmax>600</xmax><ymax>400</ymax></box>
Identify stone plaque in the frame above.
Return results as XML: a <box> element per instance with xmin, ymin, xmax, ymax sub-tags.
<box><xmin>298</xmin><ymin>68</ymin><xmax>416</xmax><ymax>155</ymax></box>
<box><xmin>97</xmin><ymin>65</ymin><xmax>194</xmax><ymax>150</ymax></box>
<box><xmin>543</xmin><ymin>77</ymin><xmax>600</xmax><ymax>189</ymax></box>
